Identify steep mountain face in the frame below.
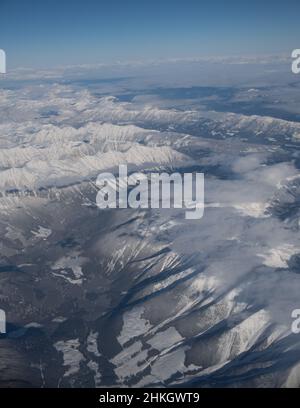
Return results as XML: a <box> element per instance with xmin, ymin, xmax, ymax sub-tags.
<box><xmin>0</xmin><ymin>80</ymin><xmax>300</xmax><ymax>387</ymax></box>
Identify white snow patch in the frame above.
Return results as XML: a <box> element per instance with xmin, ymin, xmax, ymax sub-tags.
<box><xmin>258</xmin><ymin>244</ymin><xmax>299</xmax><ymax>268</ymax></box>
<box><xmin>51</xmin><ymin>251</ymin><xmax>87</xmax><ymax>285</ymax></box>
<box><xmin>118</xmin><ymin>306</ymin><xmax>152</xmax><ymax>347</ymax></box>
<box><xmin>31</xmin><ymin>226</ymin><xmax>52</xmax><ymax>239</ymax></box>
<box><xmin>147</xmin><ymin>327</ymin><xmax>183</xmax><ymax>352</ymax></box>
<box><xmin>54</xmin><ymin>339</ymin><xmax>85</xmax><ymax>377</ymax></box>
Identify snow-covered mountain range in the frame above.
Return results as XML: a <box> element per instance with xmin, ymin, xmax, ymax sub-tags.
<box><xmin>0</xmin><ymin>68</ymin><xmax>300</xmax><ymax>387</ymax></box>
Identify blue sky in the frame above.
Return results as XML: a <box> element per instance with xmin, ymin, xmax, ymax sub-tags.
<box><xmin>1</xmin><ymin>0</ymin><xmax>300</xmax><ymax>68</ymax></box>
